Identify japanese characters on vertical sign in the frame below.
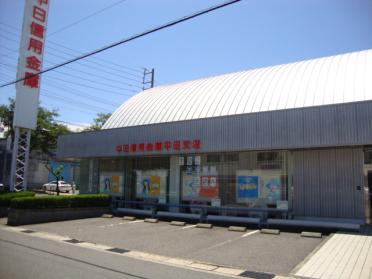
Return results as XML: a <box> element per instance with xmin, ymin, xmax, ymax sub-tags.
<box><xmin>14</xmin><ymin>0</ymin><xmax>50</xmax><ymax>129</ymax></box>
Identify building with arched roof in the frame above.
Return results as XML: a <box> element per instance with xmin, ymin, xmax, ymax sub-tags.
<box><xmin>57</xmin><ymin>49</ymin><xmax>372</xmax><ymax>225</ymax></box>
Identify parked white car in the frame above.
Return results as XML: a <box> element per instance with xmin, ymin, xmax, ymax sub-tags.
<box><xmin>42</xmin><ymin>181</ymin><xmax>74</xmax><ymax>193</ymax></box>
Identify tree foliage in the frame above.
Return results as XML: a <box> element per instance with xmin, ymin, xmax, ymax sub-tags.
<box><xmin>84</xmin><ymin>112</ymin><xmax>111</xmax><ymax>131</ymax></box>
<box><xmin>0</xmin><ymin>98</ymin><xmax>70</xmax><ymax>155</ymax></box>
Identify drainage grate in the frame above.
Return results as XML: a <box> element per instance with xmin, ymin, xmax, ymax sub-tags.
<box><xmin>21</xmin><ymin>230</ymin><xmax>36</xmax><ymax>234</ymax></box>
<box><xmin>64</xmin><ymin>239</ymin><xmax>84</xmax><ymax>244</ymax></box>
<box><xmin>106</xmin><ymin>247</ymin><xmax>130</xmax><ymax>254</ymax></box>
<box><xmin>239</xmin><ymin>270</ymin><xmax>275</xmax><ymax>279</ymax></box>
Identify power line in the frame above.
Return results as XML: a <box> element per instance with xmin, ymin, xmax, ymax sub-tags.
<box><xmin>0</xmin><ymin>0</ymin><xmax>241</xmax><ymax>88</ymax></box>
<box><xmin>40</xmin><ymin>91</ymin><xmax>112</xmax><ymax>112</ymax></box>
<box><xmin>0</xmin><ymin>22</ymin><xmax>143</xmax><ymax>75</ymax></box>
<box><xmin>54</xmin><ymin>119</ymin><xmax>89</xmax><ymax>128</ymax></box>
<box><xmin>0</xmin><ymin>62</ymin><xmax>136</xmax><ymax>95</ymax></box>
<box><xmin>39</xmin><ymin>99</ymin><xmax>103</xmax><ymax>115</ymax></box>
<box><xmin>0</xmin><ymin>31</ymin><xmax>144</xmax><ymax>84</ymax></box>
<box><xmin>48</xmin><ymin>0</ymin><xmax>128</xmax><ymax>36</ymax></box>
<box><xmin>0</xmin><ymin>73</ymin><xmax>105</xmax><ymax>115</ymax></box>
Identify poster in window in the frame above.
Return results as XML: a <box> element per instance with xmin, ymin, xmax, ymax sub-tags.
<box><xmin>236</xmin><ymin>175</ymin><xmax>259</xmax><ymax>202</ymax></box>
<box><xmin>182</xmin><ymin>173</ymin><xmax>219</xmax><ymax>200</ymax></box>
<box><xmin>199</xmin><ymin>176</ymin><xmax>219</xmax><ymax>198</ymax></box>
<box><xmin>136</xmin><ymin>170</ymin><xmax>167</xmax><ymax>198</ymax></box>
<box><xmin>262</xmin><ymin>176</ymin><xmax>281</xmax><ymax>203</ymax></box>
<box><xmin>99</xmin><ymin>172</ymin><xmax>124</xmax><ymax>194</ymax></box>
<box><xmin>182</xmin><ymin>172</ymin><xmax>200</xmax><ymax>199</ymax></box>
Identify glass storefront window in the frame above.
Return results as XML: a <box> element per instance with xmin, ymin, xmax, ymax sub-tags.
<box><xmin>180</xmin><ymin>151</ymin><xmax>288</xmax><ymax>210</ymax></box>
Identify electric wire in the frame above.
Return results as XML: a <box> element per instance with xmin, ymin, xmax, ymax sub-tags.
<box><xmin>0</xmin><ymin>62</ymin><xmax>136</xmax><ymax>95</ymax></box>
<box><xmin>0</xmin><ymin>0</ymin><xmax>242</xmax><ymax>88</ymax></box>
<box><xmin>0</xmin><ymin>67</ymin><xmax>124</xmax><ymax>110</ymax></box>
<box><xmin>48</xmin><ymin>0</ymin><xmax>129</xmax><ymax>37</ymax></box>
<box><xmin>0</xmin><ymin>32</ymin><xmax>144</xmax><ymax>86</ymax></box>
<box><xmin>0</xmin><ymin>22</ymin><xmax>143</xmax><ymax>76</ymax></box>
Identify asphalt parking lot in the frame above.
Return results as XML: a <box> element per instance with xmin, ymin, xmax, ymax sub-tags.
<box><xmin>20</xmin><ymin>217</ymin><xmax>326</xmax><ymax>275</ymax></box>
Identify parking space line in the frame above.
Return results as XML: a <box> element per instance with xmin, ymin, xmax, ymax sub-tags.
<box><xmin>181</xmin><ymin>225</ymin><xmax>196</xmax><ymax>230</ymax></box>
<box><xmin>241</xmin><ymin>230</ymin><xmax>259</xmax><ymax>238</ymax></box>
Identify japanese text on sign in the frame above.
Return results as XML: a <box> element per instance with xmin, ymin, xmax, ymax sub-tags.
<box><xmin>116</xmin><ymin>139</ymin><xmax>201</xmax><ymax>153</ymax></box>
<box><xmin>14</xmin><ymin>0</ymin><xmax>50</xmax><ymax>129</ymax></box>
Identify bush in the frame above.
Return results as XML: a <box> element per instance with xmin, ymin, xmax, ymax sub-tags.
<box><xmin>10</xmin><ymin>194</ymin><xmax>110</xmax><ymax>209</ymax></box>
<box><xmin>0</xmin><ymin>191</ymin><xmax>35</xmax><ymax>207</ymax></box>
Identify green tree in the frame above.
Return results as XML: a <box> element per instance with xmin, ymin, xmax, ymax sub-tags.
<box><xmin>0</xmin><ymin>98</ymin><xmax>70</xmax><ymax>154</ymax></box>
<box><xmin>84</xmin><ymin>112</ymin><xmax>111</xmax><ymax>131</ymax></box>
<box><xmin>0</xmin><ymin>98</ymin><xmax>15</xmax><ymax>139</ymax></box>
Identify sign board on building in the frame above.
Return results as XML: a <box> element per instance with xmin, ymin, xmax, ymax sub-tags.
<box><xmin>14</xmin><ymin>0</ymin><xmax>50</xmax><ymax>129</ymax></box>
<box><xmin>116</xmin><ymin>139</ymin><xmax>201</xmax><ymax>153</ymax></box>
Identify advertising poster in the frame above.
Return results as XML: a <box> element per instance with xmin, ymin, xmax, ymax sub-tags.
<box><xmin>199</xmin><ymin>176</ymin><xmax>219</xmax><ymax>198</ymax></box>
<box><xmin>182</xmin><ymin>172</ymin><xmax>201</xmax><ymax>199</ymax></box>
<box><xmin>99</xmin><ymin>172</ymin><xmax>124</xmax><ymax>195</ymax></box>
<box><xmin>236</xmin><ymin>172</ymin><xmax>259</xmax><ymax>202</ymax></box>
<box><xmin>262</xmin><ymin>176</ymin><xmax>282</xmax><ymax>203</ymax></box>
<box><xmin>136</xmin><ymin>170</ymin><xmax>167</xmax><ymax>198</ymax></box>
<box><xmin>182</xmin><ymin>173</ymin><xmax>219</xmax><ymax>200</ymax></box>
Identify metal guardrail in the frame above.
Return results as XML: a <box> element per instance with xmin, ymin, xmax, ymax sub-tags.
<box><xmin>111</xmin><ymin>198</ymin><xmax>290</xmax><ymax>224</ymax></box>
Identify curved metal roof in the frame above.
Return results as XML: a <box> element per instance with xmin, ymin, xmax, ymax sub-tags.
<box><xmin>103</xmin><ymin>49</ymin><xmax>372</xmax><ymax>129</ymax></box>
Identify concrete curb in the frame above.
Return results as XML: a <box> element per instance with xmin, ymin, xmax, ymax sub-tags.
<box><xmin>123</xmin><ymin>216</ymin><xmax>136</xmax><ymax>221</ymax></box>
<box><xmin>144</xmin><ymin>218</ymin><xmax>159</xmax><ymax>223</ymax></box>
<box><xmin>196</xmin><ymin>223</ymin><xmax>213</xmax><ymax>229</ymax></box>
<box><xmin>260</xmin><ymin>229</ymin><xmax>280</xmax><ymax>235</ymax></box>
<box><xmin>170</xmin><ymin>221</ymin><xmax>186</xmax><ymax>226</ymax></box>
<box><xmin>228</xmin><ymin>226</ymin><xmax>247</xmax><ymax>232</ymax></box>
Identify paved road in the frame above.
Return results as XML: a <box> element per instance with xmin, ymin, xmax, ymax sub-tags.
<box><xmin>0</xmin><ymin>228</ymin><xmax>234</xmax><ymax>279</ymax></box>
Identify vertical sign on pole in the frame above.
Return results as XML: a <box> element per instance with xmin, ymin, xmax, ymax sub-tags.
<box><xmin>10</xmin><ymin>0</ymin><xmax>50</xmax><ymax>191</ymax></box>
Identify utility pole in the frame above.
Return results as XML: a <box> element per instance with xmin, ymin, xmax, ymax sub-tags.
<box><xmin>142</xmin><ymin>68</ymin><xmax>155</xmax><ymax>90</ymax></box>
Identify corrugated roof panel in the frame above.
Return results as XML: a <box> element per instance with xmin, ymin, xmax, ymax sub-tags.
<box><xmin>102</xmin><ymin>49</ymin><xmax>372</xmax><ymax>129</ymax></box>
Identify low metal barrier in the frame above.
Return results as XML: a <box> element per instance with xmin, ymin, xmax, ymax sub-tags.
<box><xmin>111</xmin><ymin>198</ymin><xmax>290</xmax><ymax>225</ymax></box>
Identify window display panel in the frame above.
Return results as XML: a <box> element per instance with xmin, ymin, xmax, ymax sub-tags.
<box><xmin>99</xmin><ymin>172</ymin><xmax>124</xmax><ymax>194</ymax></box>
<box><xmin>135</xmin><ymin>169</ymin><xmax>167</xmax><ymax>202</ymax></box>
<box><xmin>180</xmin><ymin>151</ymin><xmax>288</xmax><ymax>209</ymax></box>
<box><xmin>182</xmin><ymin>166</ymin><xmax>219</xmax><ymax>201</ymax></box>
<box><xmin>99</xmin><ymin>158</ymin><xmax>125</xmax><ymax>196</ymax></box>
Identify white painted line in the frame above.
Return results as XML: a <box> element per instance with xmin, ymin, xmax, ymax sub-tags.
<box><xmin>182</xmin><ymin>225</ymin><xmax>196</xmax><ymax>230</ymax></box>
<box><xmin>128</xmin><ymin>220</ymin><xmax>144</xmax><ymax>224</ymax></box>
<box><xmin>241</xmin><ymin>230</ymin><xmax>259</xmax><ymax>238</ymax></box>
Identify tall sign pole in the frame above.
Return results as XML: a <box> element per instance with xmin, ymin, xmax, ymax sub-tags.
<box><xmin>10</xmin><ymin>0</ymin><xmax>50</xmax><ymax>191</ymax></box>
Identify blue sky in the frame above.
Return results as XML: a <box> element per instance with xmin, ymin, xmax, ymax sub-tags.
<box><xmin>1</xmin><ymin>0</ymin><xmax>372</xmax><ymax>129</ymax></box>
